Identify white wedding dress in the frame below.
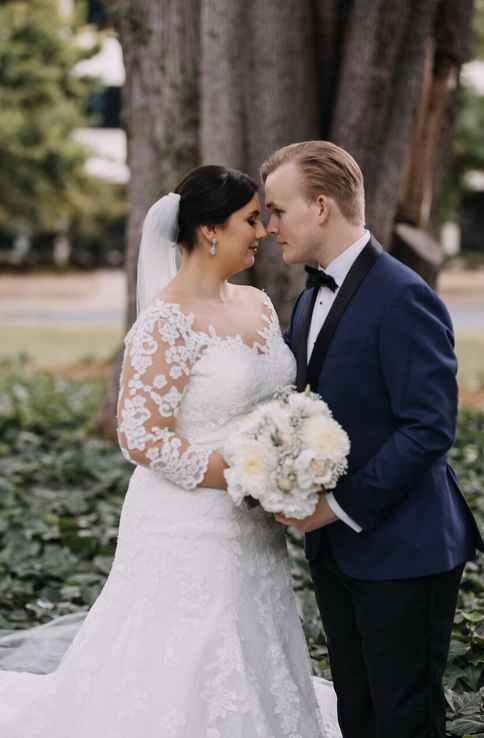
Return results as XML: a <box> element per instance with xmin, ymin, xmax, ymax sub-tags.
<box><xmin>0</xmin><ymin>293</ymin><xmax>340</xmax><ymax>738</ymax></box>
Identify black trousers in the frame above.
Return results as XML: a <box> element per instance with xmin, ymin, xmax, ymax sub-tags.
<box><xmin>309</xmin><ymin>546</ymin><xmax>464</xmax><ymax>738</ymax></box>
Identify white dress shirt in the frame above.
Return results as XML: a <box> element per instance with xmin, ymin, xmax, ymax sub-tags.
<box><xmin>307</xmin><ymin>229</ymin><xmax>371</xmax><ymax>534</ymax></box>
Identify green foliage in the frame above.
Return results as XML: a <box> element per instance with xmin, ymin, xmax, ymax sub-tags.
<box><xmin>0</xmin><ymin>359</ymin><xmax>131</xmax><ymax>627</ymax></box>
<box><xmin>440</xmin><ymin>1</ymin><xmax>484</xmax><ymax>223</ymax></box>
<box><xmin>444</xmin><ymin>411</ymin><xmax>484</xmax><ymax>735</ymax></box>
<box><xmin>0</xmin><ymin>363</ymin><xmax>482</xmax><ymax>735</ymax></box>
<box><xmin>441</xmin><ymin>87</ymin><xmax>484</xmax><ymax>223</ymax></box>
<box><xmin>0</xmin><ymin>0</ymin><xmax>104</xmax><ymax>232</ymax></box>
<box><xmin>471</xmin><ymin>0</ymin><xmax>484</xmax><ymax>59</ymax></box>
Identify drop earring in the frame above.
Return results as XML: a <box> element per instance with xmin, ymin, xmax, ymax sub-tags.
<box><xmin>210</xmin><ymin>238</ymin><xmax>217</xmax><ymax>256</ymax></box>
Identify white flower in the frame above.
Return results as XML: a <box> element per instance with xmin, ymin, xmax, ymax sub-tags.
<box><xmin>277</xmin><ymin>477</ymin><xmax>293</xmax><ymax>491</ymax></box>
<box><xmin>293</xmin><ymin>449</ymin><xmax>318</xmax><ymax>490</ymax></box>
<box><xmin>302</xmin><ymin>415</ymin><xmax>350</xmax><ymax>458</ymax></box>
<box><xmin>222</xmin><ymin>385</ymin><xmax>349</xmax><ymax>518</ymax></box>
<box><xmin>263</xmin><ymin>402</ymin><xmax>292</xmax><ymax>444</ymax></box>
<box><xmin>238</xmin><ymin>442</ymin><xmax>276</xmax><ymax>481</ymax></box>
<box><xmin>288</xmin><ymin>389</ymin><xmax>330</xmax><ymax>416</ymax></box>
<box><xmin>223</xmin><ymin>467</ymin><xmax>245</xmax><ymax>505</ymax></box>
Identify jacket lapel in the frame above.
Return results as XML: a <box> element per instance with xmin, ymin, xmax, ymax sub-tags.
<box><xmin>295</xmin><ymin>287</ymin><xmax>319</xmax><ymax>391</ymax></box>
<box><xmin>305</xmin><ymin>236</ymin><xmax>383</xmax><ymax>390</ymax></box>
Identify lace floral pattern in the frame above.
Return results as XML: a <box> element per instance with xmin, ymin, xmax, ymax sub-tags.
<box><xmin>0</xmin><ymin>290</ymin><xmax>341</xmax><ymax>737</ymax></box>
<box><xmin>117</xmin><ymin>301</ymin><xmax>214</xmax><ymax>489</ymax></box>
<box><xmin>116</xmin><ymin>295</ymin><xmax>280</xmax><ymax>490</ymax></box>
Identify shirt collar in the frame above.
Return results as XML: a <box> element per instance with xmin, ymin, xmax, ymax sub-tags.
<box><xmin>319</xmin><ymin>229</ymin><xmax>371</xmax><ymax>286</ymax></box>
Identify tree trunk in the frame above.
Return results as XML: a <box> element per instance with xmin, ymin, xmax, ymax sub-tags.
<box><xmin>201</xmin><ymin>0</ymin><xmax>321</xmax><ymax>324</ymax></box>
<box><xmin>330</xmin><ymin>0</ymin><xmax>440</xmax><ymax>246</ymax></box>
<box><xmin>105</xmin><ymin>0</ymin><xmax>201</xmax><ymax>329</ymax></box>
<box><xmin>97</xmin><ymin>0</ymin><xmax>200</xmax><ymax>437</ymax></box>
<box><xmin>396</xmin><ymin>0</ymin><xmax>474</xmax><ymax>287</ymax></box>
<box><xmin>100</xmin><ymin>0</ymin><xmax>473</xmax><ymax>436</ymax></box>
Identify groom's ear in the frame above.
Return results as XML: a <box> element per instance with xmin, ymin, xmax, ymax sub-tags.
<box><xmin>316</xmin><ymin>194</ymin><xmax>331</xmax><ymax>225</ymax></box>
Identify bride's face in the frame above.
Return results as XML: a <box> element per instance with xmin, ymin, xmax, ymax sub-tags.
<box><xmin>216</xmin><ymin>193</ymin><xmax>267</xmax><ymax>275</ymax></box>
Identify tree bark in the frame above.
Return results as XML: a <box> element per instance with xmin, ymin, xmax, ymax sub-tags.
<box><xmin>330</xmin><ymin>0</ymin><xmax>441</xmax><ymax>246</ymax></box>
<box><xmin>98</xmin><ymin>0</ymin><xmax>200</xmax><ymax>437</ymax></box>
<box><xmin>395</xmin><ymin>0</ymin><xmax>473</xmax><ymax>286</ymax></box>
<box><xmin>401</xmin><ymin>0</ymin><xmax>474</xmax><ymax>219</ymax></box>
<box><xmin>200</xmin><ymin>0</ymin><xmax>246</xmax><ymax>168</ymax></box>
<box><xmin>105</xmin><ymin>0</ymin><xmax>201</xmax><ymax>329</ymax></box>
<box><xmin>100</xmin><ymin>0</ymin><xmax>473</xmax><ymax>436</ymax></box>
<box><xmin>201</xmin><ymin>0</ymin><xmax>321</xmax><ymax>324</ymax></box>
<box><xmin>247</xmin><ymin>0</ymin><xmax>321</xmax><ymax>326</ymax></box>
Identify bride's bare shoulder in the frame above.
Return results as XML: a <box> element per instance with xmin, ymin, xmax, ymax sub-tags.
<box><xmin>232</xmin><ymin>284</ymin><xmax>270</xmax><ymax>306</ymax></box>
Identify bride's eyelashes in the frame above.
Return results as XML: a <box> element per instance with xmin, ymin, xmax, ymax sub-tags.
<box><xmin>247</xmin><ymin>216</ymin><xmax>265</xmax><ymax>228</ymax></box>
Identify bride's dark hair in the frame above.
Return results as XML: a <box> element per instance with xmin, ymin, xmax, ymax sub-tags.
<box><xmin>174</xmin><ymin>165</ymin><xmax>258</xmax><ymax>251</ymax></box>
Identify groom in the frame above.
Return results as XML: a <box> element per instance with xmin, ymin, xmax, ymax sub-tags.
<box><xmin>261</xmin><ymin>141</ymin><xmax>483</xmax><ymax>738</ymax></box>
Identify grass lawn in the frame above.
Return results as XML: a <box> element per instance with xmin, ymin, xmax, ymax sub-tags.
<box><xmin>455</xmin><ymin>333</ymin><xmax>484</xmax><ymax>393</ymax></box>
<box><xmin>1</xmin><ymin>324</ymin><xmax>483</xmax><ymax>395</ymax></box>
<box><xmin>0</xmin><ymin>324</ymin><xmax>123</xmax><ymax>367</ymax></box>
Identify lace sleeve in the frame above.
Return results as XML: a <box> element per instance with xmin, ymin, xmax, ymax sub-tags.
<box><xmin>116</xmin><ymin>303</ymin><xmax>211</xmax><ymax>490</ymax></box>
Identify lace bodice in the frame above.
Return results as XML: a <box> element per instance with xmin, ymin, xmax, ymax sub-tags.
<box><xmin>117</xmin><ymin>292</ymin><xmax>296</xmax><ymax>490</ymax></box>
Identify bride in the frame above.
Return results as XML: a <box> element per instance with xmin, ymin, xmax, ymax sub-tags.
<box><xmin>0</xmin><ymin>165</ymin><xmax>340</xmax><ymax>737</ymax></box>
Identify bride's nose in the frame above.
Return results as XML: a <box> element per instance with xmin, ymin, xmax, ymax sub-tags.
<box><xmin>256</xmin><ymin>221</ymin><xmax>267</xmax><ymax>239</ymax></box>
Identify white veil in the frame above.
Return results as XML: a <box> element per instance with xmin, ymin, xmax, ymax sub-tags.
<box><xmin>0</xmin><ymin>195</ymin><xmax>183</xmax><ymax>675</ymax></box>
<box><xmin>136</xmin><ymin>192</ymin><xmax>180</xmax><ymax>315</ymax></box>
<box><xmin>136</xmin><ymin>192</ymin><xmax>181</xmax><ymax>315</ymax></box>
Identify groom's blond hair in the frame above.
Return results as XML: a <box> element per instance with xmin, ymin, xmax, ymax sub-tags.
<box><xmin>260</xmin><ymin>141</ymin><xmax>365</xmax><ymax>225</ymax></box>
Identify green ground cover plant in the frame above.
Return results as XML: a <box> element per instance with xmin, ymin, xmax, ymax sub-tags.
<box><xmin>0</xmin><ymin>361</ymin><xmax>482</xmax><ymax>735</ymax></box>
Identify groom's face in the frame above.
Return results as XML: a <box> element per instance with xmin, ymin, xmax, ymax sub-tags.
<box><xmin>264</xmin><ymin>162</ymin><xmax>322</xmax><ymax>265</ymax></box>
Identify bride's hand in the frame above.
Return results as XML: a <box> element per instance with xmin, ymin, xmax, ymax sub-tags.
<box><xmin>274</xmin><ymin>492</ymin><xmax>337</xmax><ymax>533</ymax></box>
<box><xmin>198</xmin><ymin>452</ymin><xmax>229</xmax><ymax>491</ymax></box>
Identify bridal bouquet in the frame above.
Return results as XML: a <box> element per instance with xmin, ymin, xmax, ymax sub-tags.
<box><xmin>223</xmin><ymin>386</ymin><xmax>350</xmax><ymax>519</ymax></box>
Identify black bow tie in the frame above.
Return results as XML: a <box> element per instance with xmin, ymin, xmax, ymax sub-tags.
<box><xmin>304</xmin><ymin>265</ymin><xmax>339</xmax><ymax>292</ymax></box>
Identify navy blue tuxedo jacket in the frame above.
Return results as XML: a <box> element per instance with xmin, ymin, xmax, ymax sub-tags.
<box><xmin>286</xmin><ymin>236</ymin><xmax>483</xmax><ymax>580</ymax></box>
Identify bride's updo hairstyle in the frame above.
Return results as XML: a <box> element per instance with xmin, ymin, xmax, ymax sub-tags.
<box><xmin>175</xmin><ymin>165</ymin><xmax>258</xmax><ymax>251</ymax></box>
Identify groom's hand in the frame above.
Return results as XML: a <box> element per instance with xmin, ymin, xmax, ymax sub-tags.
<box><xmin>275</xmin><ymin>492</ymin><xmax>337</xmax><ymax>533</ymax></box>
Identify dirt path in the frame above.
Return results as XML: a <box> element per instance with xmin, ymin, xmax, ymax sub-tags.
<box><xmin>0</xmin><ymin>270</ymin><xmax>126</xmax><ymax>325</ymax></box>
<box><xmin>0</xmin><ymin>267</ymin><xmax>482</xmax><ymax>327</ymax></box>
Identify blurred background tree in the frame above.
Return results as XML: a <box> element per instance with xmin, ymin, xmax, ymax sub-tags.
<box><xmin>0</xmin><ymin>0</ymin><xmax>126</xmax><ymax>269</ymax></box>
<box><xmin>441</xmin><ymin>0</ymin><xmax>484</xmax><ymax>262</ymax></box>
<box><xmin>104</xmin><ymin>0</ymin><xmax>473</xmax><ymax>330</ymax></box>
<box><xmin>0</xmin><ymin>0</ymin><xmax>89</xmax><ymax>232</ymax></box>
<box><xmin>1</xmin><ymin>0</ymin><xmax>482</xmax><ymax>433</ymax></box>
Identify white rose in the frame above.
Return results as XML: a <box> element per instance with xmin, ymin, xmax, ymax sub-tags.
<box><xmin>294</xmin><ymin>449</ymin><xmax>318</xmax><ymax>490</ymax></box>
<box><xmin>302</xmin><ymin>415</ymin><xmax>350</xmax><ymax>459</ymax></box>
<box><xmin>236</xmin><ymin>441</ymin><xmax>276</xmax><ymax>483</ymax></box>
<box><xmin>308</xmin><ymin>456</ymin><xmax>334</xmax><ymax>487</ymax></box>
<box><xmin>288</xmin><ymin>392</ymin><xmax>331</xmax><ymax>419</ymax></box>
<box><xmin>223</xmin><ymin>467</ymin><xmax>246</xmax><ymax>505</ymax></box>
<box><xmin>277</xmin><ymin>477</ymin><xmax>293</xmax><ymax>491</ymax></box>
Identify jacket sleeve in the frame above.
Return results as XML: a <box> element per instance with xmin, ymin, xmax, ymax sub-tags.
<box><xmin>116</xmin><ymin>307</ymin><xmax>213</xmax><ymax>490</ymax></box>
<box><xmin>332</xmin><ymin>282</ymin><xmax>458</xmax><ymax>531</ymax></box>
